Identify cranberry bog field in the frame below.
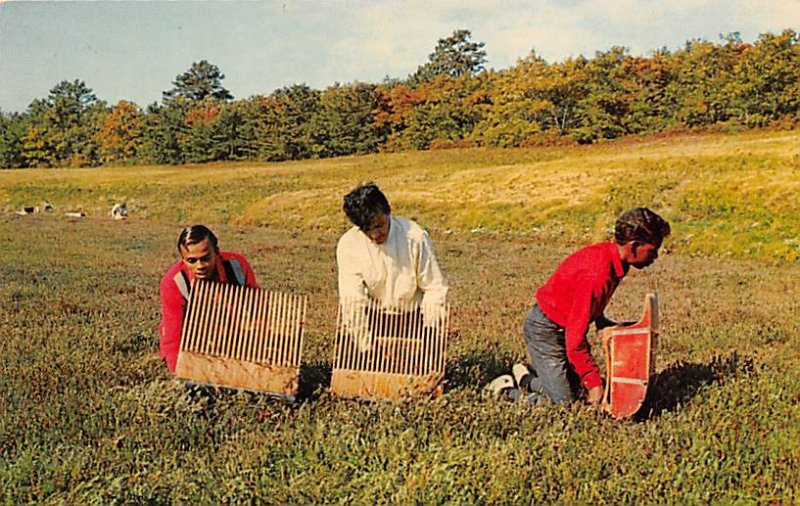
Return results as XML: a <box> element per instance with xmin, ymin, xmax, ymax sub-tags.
<box><xmin>1</xmin><ymin>131</ymin><xmax>799</xmax><ymax>503</ymax></box>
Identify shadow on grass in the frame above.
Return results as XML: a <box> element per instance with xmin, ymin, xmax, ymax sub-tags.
<box><xmin>177</xmin><ymin>361</ymin><xmax>332</xmax><ymax>414</ymax></box>
<box><xmin>637</xmin><ymin>351</ymin><xmax>755</xmax><ymax>421</ymax></box>
<box><xmin>445</xmin><ymin>344</ymin><xmax>521</xmax><ymax>391</ymax></box>
<box><xmin>298</xmin><ymin>362</ymin><xmax>332</xmax><ymax>401</ymax></box>
<box><xmin>176</xmin><ymin>351</ymin><xmax>753</xmax><ymax>413</ymax></box>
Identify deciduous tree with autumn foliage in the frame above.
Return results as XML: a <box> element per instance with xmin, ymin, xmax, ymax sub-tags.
<box><xmin>96</xmin><ymin>100</ymin><xmax>142</xmax><ymax>164</ymax></box>
<box><xmin>1</xmin><ymin>30</ymin><xmax>799</xmax><ymax>169</ymax></box>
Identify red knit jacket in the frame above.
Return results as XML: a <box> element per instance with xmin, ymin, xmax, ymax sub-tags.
<box><xmin>535</xmin><ymin>242</ymin><xmax>627</xmax><ymax>390</ymax></box>
<box><xmin>158</xmin><ymin>251</ymin><xmax>259</xmax><ymax>373</ymax></box>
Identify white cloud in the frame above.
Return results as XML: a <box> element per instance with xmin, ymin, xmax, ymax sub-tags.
<box><xmin>2</xmin><ymin>0</ymin><xmax>800</xmax><ymax>111</ymax></box>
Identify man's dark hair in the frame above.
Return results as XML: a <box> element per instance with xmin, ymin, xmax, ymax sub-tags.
<box><xmin>343</xmin><ymin>182</ymin><xmax>392</xmax><ymax>230</ymax></box>
<box><xmin>177</xmin><ymin>225</ymin><xmax>219</xmax><ymax>252</ymax></box>
<box><xmin>614</xmin><ymin>208</ymin><xmax>671</xmax><ymax>246</ymax></box>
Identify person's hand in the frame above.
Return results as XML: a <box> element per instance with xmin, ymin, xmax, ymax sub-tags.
<box><xmin>422</xmin><ymin>303</ymin><xmax>446</xmax><ymax>328</ymax></box>
<box><xmin>586</xmin><ymin>385</ymin><xmax>604</xmax><ymax>405</ymax></box>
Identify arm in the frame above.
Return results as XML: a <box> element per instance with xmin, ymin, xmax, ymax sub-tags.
<box><xmin>239</xmin><ymin>256</ymin><xmax>260</xmax><ymax>289</ymax></box>
<box><xmin>336</xmin><ymin>236</ymin><xmax>371</xmax><ymax>349</ymax></box>
<box><xmin>336</xmin><ymin>236</ymin><xmax>368</xmax><ymax>304</ymax></box>
<box><xmin>159</xmin><ymin>274</ymin><xmax>186</xmax><ymax>374</ymax></box>
<box><xmin>417</xmin><ymin>232</ymin><xmax>448</xmax><ymax>325</ymax></box>
<box><xmin>564</xmin><ymin>278</ymin><xmax>603</xmax><ymax>392</ymax></box>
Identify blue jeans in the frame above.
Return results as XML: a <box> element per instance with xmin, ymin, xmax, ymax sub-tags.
<box><xmin>508</xmin><ymin>304</ymin><xmax>580</xmax><ymax>405</ymax></box>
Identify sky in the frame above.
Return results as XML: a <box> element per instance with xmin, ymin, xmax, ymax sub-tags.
<box><xmin>1</xmin><ymin>0</ymin><xmax>799</xmax><ymax>113</ymax></box>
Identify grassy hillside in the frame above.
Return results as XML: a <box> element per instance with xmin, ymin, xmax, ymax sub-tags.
<box><xmin>2</xmin><ymin>130</ymin><xmax>799</xmax><ymax>261</ymax></box>
<box><xmin>1</xmin><ymin>131</ymin><xmax>799</xmax><ymax>503</ymax></box>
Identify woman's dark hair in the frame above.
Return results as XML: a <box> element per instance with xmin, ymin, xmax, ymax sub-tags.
<box><xmin>343</xmin><ymin>183</ymin><xmax>392</xmax><ymax>230</ymax></box>
<box><xmin>177</xmin><ymin>225</ymin><xmax>219</xmax><ymax>252</ymax></box>
<box><xmin>614</xmin><ymin>208</ymin><xmax>671</xmax><ymax>246</ymax></box>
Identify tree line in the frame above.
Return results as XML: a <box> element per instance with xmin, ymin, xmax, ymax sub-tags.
<box><xmin>1</xmin><ymin>29</ymin><xmax>798</xmax><ymax>168</ymax></box>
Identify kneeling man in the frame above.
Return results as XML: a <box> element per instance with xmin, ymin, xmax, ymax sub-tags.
<box><xmin>336</xmin><ymin>183</ymin><xmax>448</xmax><ymax>330</ymax></box>
<box><xmin>159</xmin><ymin>225</ymin><xmax>259</xmax><ymax>373</ymax></box>
<box><xmin>487</xmin><ymin>207</ymin><xmax>670</xmax><ymax>405</ymax></box>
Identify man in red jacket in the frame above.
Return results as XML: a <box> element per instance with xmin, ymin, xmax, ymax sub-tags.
<box><xmin>484</xmin><ymin>207</ymin><xmax>671</xmax><ymax>405</ymax></box>
<box><xmin>159</xmin><ymin>225</ymin><xmax>259</xmax><ymax>373</ymax></box>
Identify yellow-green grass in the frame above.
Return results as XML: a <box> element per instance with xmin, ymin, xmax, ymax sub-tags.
<box><xmin>2</xmin><ymin>131</ymin><xmax>800</xmax><ymax>502</ymax></box>
<box><xmin>2</xmin><ymin>129</ymin><xmax>799</xmax><ymax>261</ymax></box>
<box><xmin>2</xmin><ymin>216</ymin><xmax>799</xmax><ymax>501</ymax></box>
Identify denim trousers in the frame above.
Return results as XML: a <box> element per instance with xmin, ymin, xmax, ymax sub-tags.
<box><xmin>508</xmin><ymin>304</ymin><xmax>581</xmax><ymax>405</ymax></box>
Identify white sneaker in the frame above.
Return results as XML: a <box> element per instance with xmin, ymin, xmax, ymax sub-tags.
<box><xmin>482</xmin><ymin>374</ymin><xmax>515</xmax><ymax>400</ymax></box>
<box><xmin>512</xmin><ymin>363</ymin><xmax>532</xmax><ymax>390</ymax></box>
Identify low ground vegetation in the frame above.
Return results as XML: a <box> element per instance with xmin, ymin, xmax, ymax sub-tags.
<box><xmin>1</xmin><ymin>132</ymin><xmax>799</xmax><ymax>502</ymax></box>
